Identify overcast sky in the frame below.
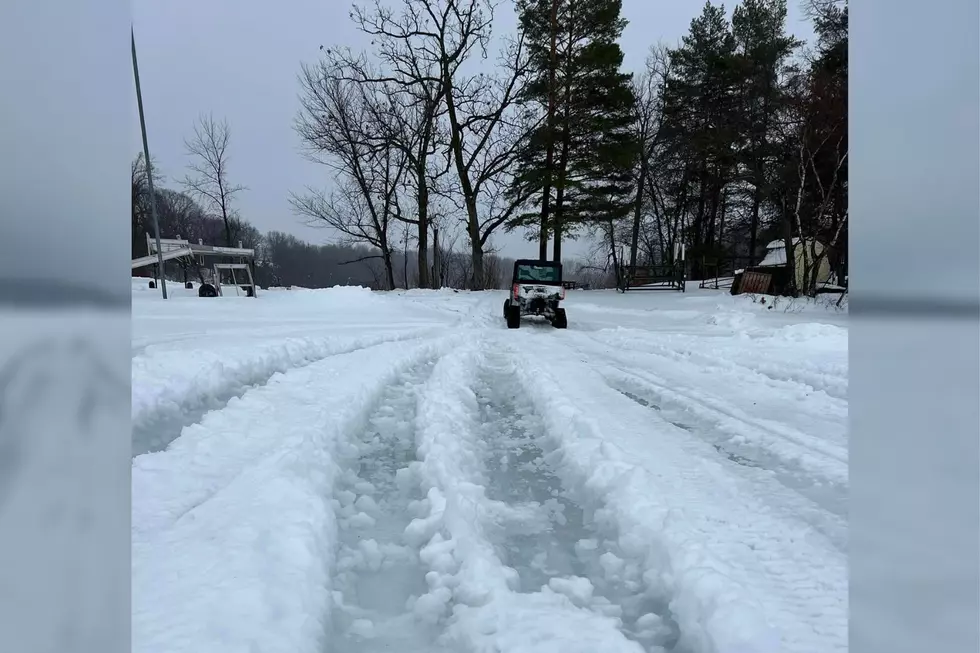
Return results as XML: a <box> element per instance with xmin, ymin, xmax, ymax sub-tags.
<box><xmin>132</xmin><ymin>0</ymin><xmax>814</xmax><ymax>261</ymax></box>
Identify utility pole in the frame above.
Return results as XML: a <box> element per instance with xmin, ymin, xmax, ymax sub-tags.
<box><xmin>132</xmin><ymin>26</ymin><xmax>167</xmax><ymax>299</ymax></box>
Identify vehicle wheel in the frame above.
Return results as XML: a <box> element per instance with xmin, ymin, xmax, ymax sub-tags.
<box><xmin>503</xmin><ymin>298</ymin><xmax>510</xmax><ymax>318</ymax></box>
<box><xmin>506</xmin><ymin>304</ymin><xmax>521</xmax><ymax>329</ymax></box>
<box><xmin>198</xmin><ymin>283</ymin><xmax>218</xmax><ymax>298</ymax></box>
<box><xmin>552</xmin><ymin>307</ymin><xmax>567</xmax><ymax>329</ymax></box>
<box><xmin>185</xmin><ymin>281</ymin><xmax>194</xmax><ymax>289</ymax></box>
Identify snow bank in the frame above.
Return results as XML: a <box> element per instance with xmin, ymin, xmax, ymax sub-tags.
<box><xmin>503</xmin><ymin>335</ymin><xmax>847</xmax><ymax>653</ymax></box>
<box><xmin>132</xmin><ymin>334</ymin><xmax>456</xmax><ymax>653</ymax></box>
<box><xmin>409</xmin><ymin>343</ymin><xmax>643</xmax><ymax>653</ymax></box>
<box><xmin>767</xmin><ymin>322</ymin><xmax>848</xmax><ymax>345</ymax></box>
<box><xmin>132</xmin><ymin>327</ymin><xmax>441</xmax><ymax>434</ymax></box>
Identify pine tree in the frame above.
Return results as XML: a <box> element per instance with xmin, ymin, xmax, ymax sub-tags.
<box><xmin>509</xmin><ymin>0</ymin><xmax>638</xmax><ymax>262</ymax></box>
<box><xmin>731</xmin><ymin>0</ymin><xmax>801</xmax><ymax>263</ymax></box>
<box><xmin>661</xmin><ymin>2</ymin><xmax>741</xmax><ymax>276</ymax></box>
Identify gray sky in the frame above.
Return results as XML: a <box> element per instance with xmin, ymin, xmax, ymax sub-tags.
<box><xmin>133</xmin><ymin>0</ymin><xmax>814</xmax><ymax>262</ymax></box>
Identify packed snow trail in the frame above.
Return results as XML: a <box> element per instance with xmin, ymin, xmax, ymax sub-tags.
<box><xmin>132</xmin><ymin>284</ymin><xmax>848</xmax><ymax>653</ymax></box>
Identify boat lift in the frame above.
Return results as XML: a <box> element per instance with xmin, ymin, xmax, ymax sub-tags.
<box><xmin>131</xmin><ymin>233</ymin><xmax>258</xmax><ymax>297</ymax></box>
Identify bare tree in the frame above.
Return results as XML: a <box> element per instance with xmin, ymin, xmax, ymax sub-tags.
<box><xmin>788</xmin><ymin>116</ymin><xmax>848</xmax><ymax>296</ymax></box>
<box><xmin>182</xmin><ymin>114</ymin><xmax>247</xmax><ymax>248</ymax></box>
<box><xmin>292</xmin><ymin>56</ymin><xmax>408</xmax><ymax>290</ymax></box>
<box><xmin>354</xmin><ymin>0</ymin><xmax>533</xmax><ymax>289</ymax></box>
<box><xmin>628</xmin><ymin>45</ymin><xmax>672</xmax><ymax>270</ymax></box>
<box><xmin>325</xmin><ymin>28</ymin><xmax>449</xmax><ymax>289</ymax></box>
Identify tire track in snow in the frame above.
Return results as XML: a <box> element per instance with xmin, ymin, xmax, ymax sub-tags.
<box><xmin>580</xmin><ymin>328</ymin><xmax>848</xmax><ymax>402</ymax></box>
<box><xmin>498</xmin><ymin>333</ymin><xmax>848</xmax><ymax>653</ymax></box>
<box><xmin>562</xmin><ymin>333</ymin><xmax>848</xmax><ymax>492</ymax></box>
<box><xmin>407</xmin><ymin>341</ymin><xmax>645</xmax><ymax>653</ymax></box>
<box><xmin>327</xmin><ymin>357</ymin><xmax>456</xmax><ymax>653</ymax></box>
<box><xmin>598</xmin><ymin>362</ymin><xmax>847</xmax><ymax>487</ymax></box>
<box><xmin>131</xmin><ymin>327</ymin><xmax>445</xmax><ymax>457</ymax></box>
<box><xmin>132</xmin><ymin>335</ymin><xmax>460</xmax><ymax>653</ymax></box>
<box><xmin>606</xmin><ymin>376</ymin><xmax>848</xmax><ymax>551</ymax></box>
<box><xmin>475</xmin><ymin>351</ymin><xmax>685</xmax><ymax>651</ymax></box>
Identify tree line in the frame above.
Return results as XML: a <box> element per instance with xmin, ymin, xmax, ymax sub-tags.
<box><xmin>134</xmin><ymin>0</ymin><xmax>846</xmax><ymax>297</ymax></box>
<box><xmin>294</xmin><ymin>0</ymin><xmax>846</xmax><ymax>296</ymax></box>
<box><xmin>130</xmin><ymin>119</ymin><xmax>519</xmax><ymax>289</ymax></box>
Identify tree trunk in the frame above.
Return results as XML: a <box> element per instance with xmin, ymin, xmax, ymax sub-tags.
<box><xmin>431</xmin><ymin>226</ymin><xmax>441</xmax><ymax>289</ymax></box>
<box><xmin>416</xmin><ymin>175</ymin><xmax>430</xmax><ymax>289</ymax></box>
<box><xmin>381</xmin><ymin>246</ymin><xmax>395</xmax><ymax>291</ymax></box>
<box><xmin>552</xmin><ymin>112</ymin><xmax>571</xmax><ymax>263</ymax></box>
<box><xmin>220</xmin><ymin>191</ymin><xmax>232</xmax><ymax>248</ymax></box>
<box><xmin>403</xmin><ymin>228</ymin><xmax>410</xmax><ymax>289</ymax></box>
<box><xmin>551</xmin><ymin>4</ymin><xmax>575</xmax><ymax>265</ymax></box>
<box><xmin>748</xmin><ymin>175</ymin><xmax>762</xmax><ymax>265</ymax></box>
<box><xmin>470</xmin><ymin>236</ymin><xmax>484</xmax><ymax>290</ymax></box>
<box><xmin>629</xmin><ymin>156</ymin><xmax>647</xmax><ymax>270</ymax></box>
<box><xmin>538</xmin><ymin>0</ymin><xmax>561</xmax><ymax>260</ymax></box>
<box><xmin>607</xmin><ymin>221</ymin><xmax>622</xmax><ymax>289</ymax></box>
<box><xmin>442</xmin><ymin>69</ymin><xmax>483</xmax><ymax>289</ymax></box>
<box><xmin>781</xmin><ymin>197</ymin><xmax>797</xmax><ymax>297</ymax></box>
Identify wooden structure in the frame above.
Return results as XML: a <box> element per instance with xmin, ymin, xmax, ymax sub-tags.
<box><xmin>736</xmin><ymin>270</ymin><xmax>773</xmax><ymax>294</ymax></box>
<box><xmin>618</xmin><ymin>262</ymin><xmax>685</xmax><ymax>292</ymax></box>
<box><xmin>731</xmin><ymin>238</ymin><xmax>833</xmax><ymax>297</ymax></box>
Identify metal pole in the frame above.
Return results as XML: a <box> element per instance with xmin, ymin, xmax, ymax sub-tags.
<box><xmin>132</xmin><ymin>27</ymin><xmax>167</xmax><ymax>299</ymax></box>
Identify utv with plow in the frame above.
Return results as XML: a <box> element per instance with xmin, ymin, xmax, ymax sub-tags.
<box><xmin>503</xmin><ymin>259</ymin><xmax>568</xmax><ymax>329</ymax></box>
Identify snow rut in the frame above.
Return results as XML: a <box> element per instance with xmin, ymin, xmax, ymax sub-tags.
<box><xmin>565</xmin><ymin>334</ymin><xmax>848</xmax><ymax>495</ymax></box>
<box><xmin>400</xmin><ymin>342</ymin><xmax>668</xmax><ymax>653</ymax></box>
<box><xmin>500</xmin><ymin>334</ymin><xmax>848</xmax><ymax>653</ymax></box>
<box><xmin>581</xmin><ymin>329</ymin><xmax>848</xmax><ymax>401</ymax></box>
<box><xmin>599</xmin><ymin>364</ymin><xmax>847</xmax><ymax>507</ymax></box>
<box><xmin>328</xmin><ymin>359</ymin><xmax>452</xmax><ymax>653</ymax></box>
<box><xmin>475</xmin><ymin>354</ymin><xmax>684</xmax><ymax>651</ymax></box>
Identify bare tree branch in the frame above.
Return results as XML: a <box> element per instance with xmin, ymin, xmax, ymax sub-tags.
<box><xmin>181</xmin><ymin>114</ymin><xmax>246</xmax><ymax>247</ymax></box>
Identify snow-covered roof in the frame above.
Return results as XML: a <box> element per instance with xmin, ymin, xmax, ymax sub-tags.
<box><xmin>758</xmin><ymin>238</ymin><xmax>826</xmax><ymax>267</ymax></box>
<box><xmin>758</xmin><ymin>248</ymin><xmax>786</xmax><ymax>267</ymax></box>
<box><xmin>765</xmin><ymin>237</ymin><xmax>806</xmax><ymax>249</ymax></box>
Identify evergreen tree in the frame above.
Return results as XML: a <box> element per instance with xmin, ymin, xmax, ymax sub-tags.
<box><xmin>660</xmin><ymin>2</ymin><xmax>741</xmax><ymax>275</ymax></box>
<box><xmin>509</xmin><ymin>0</ymin><xmax>638</xmax><ymax>262</ymax></box>
<box><xmin>731</xmin><ymin>0</ymin><xmax>801</xmax><ymax>263</ymax></box>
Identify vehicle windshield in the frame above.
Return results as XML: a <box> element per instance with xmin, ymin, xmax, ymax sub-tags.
<box><xmin>516</xmin><ymin>264</ymin><xmax>560</xmax><ymax>283</ymax></box>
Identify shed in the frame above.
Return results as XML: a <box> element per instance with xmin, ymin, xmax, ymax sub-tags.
<box><xmin>757</xmin><ymin>238</ymin><xmax>832</xmax><ymax>291</ymax></box>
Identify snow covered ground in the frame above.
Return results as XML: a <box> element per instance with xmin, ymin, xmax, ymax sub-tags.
<box><xmin>131</xmin><ymin>279</ymin><xmax>848</xmax><ymax>653</ymax></box>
